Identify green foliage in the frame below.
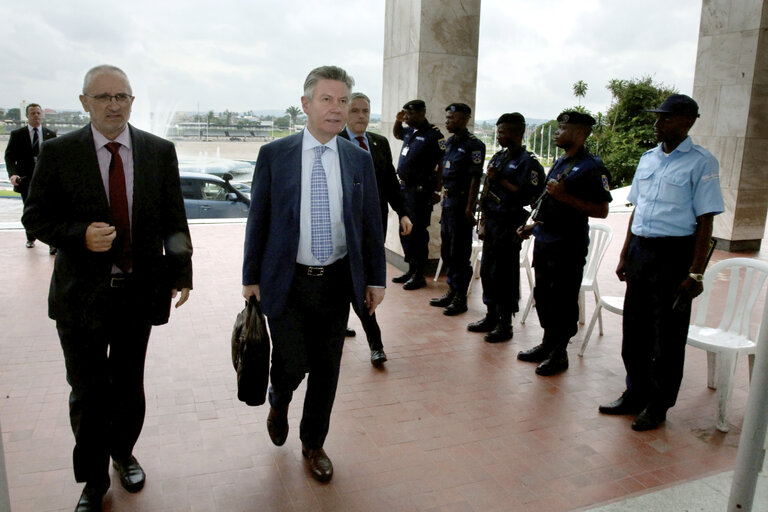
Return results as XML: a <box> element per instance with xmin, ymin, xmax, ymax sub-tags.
<box><xmin>573</xmin><ymin>80</ymin><xmax>588</xmax><ymax>106</ymax></box>
<box><xmin>596</xmin><ymin>76</ymin><xmax>677</xmax><ymax>187</ymax></box>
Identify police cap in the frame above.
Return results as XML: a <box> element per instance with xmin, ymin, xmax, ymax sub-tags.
<box><xmin>445</xmin><ymin>103</ymin><xmax>471</xmax><ymax>115</ymax></box>
<box><xmin>402</xmin><ymin>99</ymin><xmax>426</xmax><ymax>111</ymax></box>
<box><xmin>557</xmin><ymin>111</ymin><xmax>596</xmax><ymax>126</ymax></box>
<box><xmin>496</xmin><ymin>112</ymin><xmax>525</xmax><ymax>127</ymax></box>
<box><xmin>645</xmin><ymin>94</ymin><xmax>700</xmax><ymax>118</ymax></box>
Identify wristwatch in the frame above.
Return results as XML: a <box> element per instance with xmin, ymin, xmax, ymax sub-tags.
<box><xmin>689</xmin><ymin>272</ymin><xmax>704</xmax><ymax>282</ymax></box>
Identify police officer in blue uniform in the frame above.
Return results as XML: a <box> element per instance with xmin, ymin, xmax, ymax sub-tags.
<box><xmin>429</xmin><ymin>103</ymin><xmax>485</xmax><ymax>315</ymax></box>
<box><xmin>599</xmin><ymin>95</ymin><xmax>724</xmax><ymax>431</ymax></box>
<box><xmin>393</xmin><ymin>100</ymin><xmax>446</xmax><ymax>290</ymax></box>
<box><xmin>468</xmin><ymin>113</ymin><xmax>545</xmax><ymax>341</ymax></box>
<box><xmin>517</xmin><ymin>111</ymin><xmax>612</xmax><ymax>376</ymax></box>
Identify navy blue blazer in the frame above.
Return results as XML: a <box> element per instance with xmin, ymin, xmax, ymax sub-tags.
<box><xmin>22</xmin><ymin>124</ymin><xmax>193</xmax><ymax>326</ymax></box>
<box><xmin>242</xmin><ymin>131</ymin><xmax>386</xmax><ymax>318</ymax></box>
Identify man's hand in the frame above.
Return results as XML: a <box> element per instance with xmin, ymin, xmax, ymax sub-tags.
<box><xmin>545</xmin><ymin>178</ymin><xmax>566</xmax><ymax>200</ymax></box>
<box><xmin>395</xmin><ymin>110</ymin><xmax>406</xmax><ymax>123</ymax></box>
<box><xmin>615</xmin><ymin>257</ymin><xmax>628</xmax><ymax>282</ymax></box>
<box><xmin>242</xmin><ymin>284</ymin><xmax>261</xmax><ymax>302</ymax></box>
<box><xmin>9</xmin><ymin>175</ymin><xmax>21</xmax><ymax>187</ymax></box>
<box><xmin>85</xmin><ymin>222</ymin><xmax>116</xmax><ymax>252</ymax></box>
<box><xmin>677</xmin><ymin>276</ymin><xmax>704</xmax><ymax>301</ymax></box>
<box><xmin>517</xmin><ymin>223</ymin><xmax>536</xmax><ymax>240</ymax></box>
<box><xmin>399</xmin><ymin>216</ymin><xmax>413</xmax><ymax>236</ymax></box>
<box><xmin>364</xmin><ymin>286</ymin><xmax>385</xmax><ymax>316</ymax></box>
<box><xmin>172</xmin><ymin>288</ymin><xmax>191</xmax><ymax>308</ymax></box>
<box><xmin>465</xmin><ymin>206</ymin><xmax>477</xmax><ymax>225</ymax></box>
<box><xmin>486</xmin><ymin>166</ymin><xmax>498</xmax><ymax>182</ymax></box>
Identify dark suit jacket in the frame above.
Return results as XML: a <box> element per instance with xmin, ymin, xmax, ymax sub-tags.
<box><xmin>4</xmin><ymin>125</ymin><xmax>57</xmax><ymax>195</ymax></box>
<box><xmin>22</xmin><ymin>124</ymin><xmax>193</xmax><ymax>327</ymax></box>
<box><xmin>242</xmin><ymin>131</ymin><xmax>386</xmax><ymax>318</ymax></box>
<box><xmin>338</xmin><ymin>129</ymin><xmax>409</xmax><ymax>230</ymax></box>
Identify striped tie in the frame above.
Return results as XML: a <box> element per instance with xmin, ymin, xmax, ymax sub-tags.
<box><xmin>311</xmin><ymin>145</ymin><xmax>332</xmax><ymax>263</ymax></box>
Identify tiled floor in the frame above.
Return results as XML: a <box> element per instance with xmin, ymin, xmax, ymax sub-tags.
<box><xmin>1</xmin><ymin>211</ymin><xmax>766</xmax><ymax>512</ymax></box>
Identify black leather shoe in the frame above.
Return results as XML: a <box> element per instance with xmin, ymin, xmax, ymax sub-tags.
<box><xmin>345</xmin><ymin>327</ymin><xmax>356</xmax><ymax>337</ymax></box>
<box><xmin>468</xmin><ymin>315</ymin><xmax>496</xmax><ymax>333</ymax></box>
<box><xmin>112</xmin><ymin>455</ymin><xmax>145</xmax><ymax>493</ymax></box>
<box><xmin>391</xmin><ymin>271</ymin><xmax>412</xmax><ymax>284</ymax></box>
<box><xmin>599</xmin><ymin>391</ymin><xmax>646</xmax><ymax>415</ymax></box>
<box><xmin>517</xmin><ymin>343</ymin><xmax>552</xmax><ymax>363</ymax></box>
<box><xmin>429</xmin><ymin>290</ymin><xmax>455</xmax><ymax>307</ymax></box>
<box><xmin>25</xmin><ymin>240</ymin><xmax>34</xmax><ymax>248</ymax></box>
<box><xmin>49</xmin><ymin>246</ymin><xmax>57</xmax><ymax>255</ymax></box>
<box><xmin>443</xmin><ymin>295</ymin><xmax>467</xmax><ymax>316</ymax></box>
<box><xmin>267</xmin><ymin>406</ymin><xmax>289</xmax><ymax>446</ymax></box>
<box><xmin>302</xmin><ymin>445</ymin><xmax>333</xmax><ymax>482</ymax></box>
<box><xmin>484</xmin><ymin>324</ymin><xmax>512</xmax><ymax>343</ymax></box>
<box><xmin>370</xmin><ymin>349</ymin><xmax>388</xmax><ymax>367</ymax></box>
<box><xmin>403</xmin><ymin>275</ymin><xmax>426</xmax><ymax>290</ymax></box>
<box><xmin>535</xmin><ymin>350</ymin><xmax>569</xmax><ymax>376</ymax></box>
<box><xmin>632</xmin><ymin>407</ymin><xmax>667</xmax><ymax>431</ymax></box>
<box><xmin>75</xmin><ymin>482</ymin><xmax>107</xmax><ymax>512</ymax></box>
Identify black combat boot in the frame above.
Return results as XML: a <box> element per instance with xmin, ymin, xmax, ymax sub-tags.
<box><xmin>430</xmin><ymin>289</ymin><xmax>456</xmax><ymax>307</ymax></box>
<box><xmin>443</xmin><ymin>293</ymin><xmax>468</xmax><ymax>316</ymax></box>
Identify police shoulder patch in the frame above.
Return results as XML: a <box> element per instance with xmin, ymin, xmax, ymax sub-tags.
<box><xmin>472</xmin><ymin>150</ymin><xmax>483</xmax><ymax>164</ymax></box>
<box><xmin>530</xmin><ymin>170</ymin><xmax>539</xmax><ymax>186</ymax></box>
<box><xmin>602</xmin><ymin>175</ymin><xmax>610</xmax><ymax>191</ymax></box>
<box><xmin>438</xmin><ymin>138</ymin><xmax>447</xmax><ymax>150</ymax></box>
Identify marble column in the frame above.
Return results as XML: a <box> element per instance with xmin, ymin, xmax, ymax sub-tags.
<box><xmin>690</xmin><ymin>0</ymin><xmax>768</xmax><ymax>251</ymax></box>
<box><xmin>381</xmin><ymin>0</ymin><xmax>481</xmax><ymax>265</ymax></box>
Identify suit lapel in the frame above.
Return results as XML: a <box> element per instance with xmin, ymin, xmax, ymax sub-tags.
<box><xmin>77</xmin><ymin>125</ymin><xmax>111</xmax><ymax>212</ymax></box>
<box><xmin>338</xmin><ymin>141</ymin><xmax>356</xmax><ymax>225</ymax></box>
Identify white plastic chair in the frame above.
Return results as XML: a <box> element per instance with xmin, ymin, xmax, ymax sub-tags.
<box><xmin>579</xmin><ymin>294</ymin><xmax>624</xmax><ymax>356</ymax></box>
<box><xmin>519</xmin><ymin>236</ymin><xmax>535</xmax><ymax>323</ymax></box>
<box><xmin>578</xmin><ymin>224</ymin><xmax>613</xmax><ymax>325</ymax></box>
<box><xmin>686</xmin><ymin>257</ymin><xmax>768</xmax><ymax>432</ymax></box>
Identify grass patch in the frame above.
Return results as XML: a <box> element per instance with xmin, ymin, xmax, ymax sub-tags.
<box><xmin>0</xmin><ymin>190</ymin><xmax>21</xmax><ymax>198</ymax></box>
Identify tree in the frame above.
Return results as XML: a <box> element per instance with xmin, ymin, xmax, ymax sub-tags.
<box><xmin>286</xmin><ymin>106</ymin><xmax>302</xmax><ymax>131</ymax></box>
<box><xmin>596</xmin><ymin>76</ymin><xmax>677</xmax><ymax>187</ymax></box>
<box><xmin>573</xmin><ymin>81</ymin><xmax>588</xmax><ymax>107</ymax></box>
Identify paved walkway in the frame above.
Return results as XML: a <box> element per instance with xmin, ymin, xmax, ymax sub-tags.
<box><xmin>1</xmin><ymin>200</ymin><xmax>767</xmax><ymax>511</ymax></box>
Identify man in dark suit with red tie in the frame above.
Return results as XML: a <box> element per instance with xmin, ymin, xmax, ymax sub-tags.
<box><xmin>339</xmin><ymin>91</ymin><xmax>412</xmax><ymax>367</ymax></box>
<box><xmin>22</xmin><ymin>65</ymin><xmax>193</xmax><ymax>512</ymax></box>
<box><xmin>4</xmin><ymin>103</ymin><xmax>57</xmax><ymax>250</ymax></box>
<box><xmin>242</xmin><ymin>66</ymin><xmax>386</xmax><ymax>483</ymax></box>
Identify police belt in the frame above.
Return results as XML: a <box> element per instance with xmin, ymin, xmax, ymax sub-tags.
<box><xmin>443</xmin><ymin>188</ymin><xmax>467</xmax><ymax>199</ymax></box>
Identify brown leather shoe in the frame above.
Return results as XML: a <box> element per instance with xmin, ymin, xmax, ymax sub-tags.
<box><xmin>112</xmin><ymin>455</ymin><xmax>145</xmax><ymax>493</ymax></box>
<box><xmin>302</xmin><ymin>445</ymin><xmax>333</xmax><ymax>482</ymax></box>
<box><xmin>267</xmin><ymin>407</ymin><xmax>289</xmax><ymax>446</ymax></box>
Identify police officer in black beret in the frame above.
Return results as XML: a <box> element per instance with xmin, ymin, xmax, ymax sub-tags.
<box><xmin>517</xmin><ymin>111</ymin><xmax>612</xmax><ymax>375</ymax></box>
<box><xmin>428</xmin><ymin>103</ymin><xmax>486</xmax><ymax>315</ymax></box>
<box><xmin>468</xmin><ymin>113</ymin><xmax>545</xmax><ymax>341</ymax></box>
<box><xmin>393</xmin><ymin>100</ymin><xmax>447</xmax><ymax>290</ymax></box>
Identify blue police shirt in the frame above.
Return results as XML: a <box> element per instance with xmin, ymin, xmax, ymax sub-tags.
<box><xmin>534</xmin><ymin>148</ymin><xmax>612</xmax><ymax>244</ymax></box>
<box><xmin>628</xmin><ymin>136</ymin><xmax>724</xmax><ymax>238</ymax></box>
<box><xmin>482</xmin><ymin>145</ymin><xmax>545</xmax><ymax>217</ymax></box>
<box><xmin>396</xmin><ymin>122</ymin><xmax>446</xmax><ymax>187</ymax></box>
<box><xmin>441</xmin><ymin>129</ymin><xmax>485</xmax><ymax>209</ymax></box>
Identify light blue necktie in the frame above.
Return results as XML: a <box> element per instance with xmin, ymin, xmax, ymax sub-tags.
<box><xmin>311</xmin><ymin>145</ymin><xmax>332</xmax><ymax>263</ymax></box>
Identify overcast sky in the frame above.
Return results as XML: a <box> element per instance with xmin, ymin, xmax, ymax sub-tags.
<box><xmin>2</xmin><ymin>0</ymin><xmax>703</xmax><ymax>126</ymax></box>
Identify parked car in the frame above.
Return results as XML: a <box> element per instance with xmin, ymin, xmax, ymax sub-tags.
<box><xmin>179</xmin><ymin>171</ymin><xmax>250</xmax><ymax>219</ymax></box>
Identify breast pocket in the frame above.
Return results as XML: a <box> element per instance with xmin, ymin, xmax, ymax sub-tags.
<box><xmin>659</xmin><ymin>172</ymin><xmax>690</xmax><ymax>203</ymax></box>
<box><xmin>633</xmin><ymin>164</ymin><xmax>655</xmax><ymax>199</ymax></box>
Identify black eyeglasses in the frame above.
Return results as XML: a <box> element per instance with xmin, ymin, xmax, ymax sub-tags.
<box><xmin>84</xmin><ymin>93</ymin><xmax>134</xmax><ymax>105</ymax></box>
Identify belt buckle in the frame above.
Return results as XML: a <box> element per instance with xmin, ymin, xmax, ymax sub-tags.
<box><xmin>307</xmin><ymin>266</ymin><xmax>325</xmax><ymax>277</ymax></box>
<box><xmin>110</xmin><ymin>276</ymin><xmax>127</xmax><ymax>288</ymax></box>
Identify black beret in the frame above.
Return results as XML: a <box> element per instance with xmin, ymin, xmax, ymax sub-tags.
<box><xmin>645</xmin><ymin>94</ymin><xmax>700</xmax><ymax>118</ymax></box>
<box><xmin>557</xmin><ymin>111</ymin><xmax>596</xmax><ymax>126</ymax></box>
<box><xmin>445</xmin><ymin>103</ymin><xmax>471</xmax><ymax>115</ymax></box>
<box><xmin>402</xmin><ymin>99</ymin><xmax>426</xmax><ymax>111</ymax></box>
<box><xmin>496</xmin><ymin>112</ymin><xmax>526</xmax><ymax>126</ymax></box>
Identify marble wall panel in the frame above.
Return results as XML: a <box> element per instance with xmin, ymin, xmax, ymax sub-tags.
<box><xmin>715</xmin><ymin>84</ymin><xmax>750</xmax><ymax>137</ymax></box>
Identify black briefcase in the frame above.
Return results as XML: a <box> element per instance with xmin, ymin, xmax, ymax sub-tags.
<box><xmin>231</xmin><ymin>297</ymin><xmax>270</xmax><ymax>406</ymax></box>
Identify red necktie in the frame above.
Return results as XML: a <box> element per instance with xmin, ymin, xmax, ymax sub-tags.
<box><xmin>355</xmin><ymin>136</ymin><xmax>368</xmax><ymax>151</ymax></box>
<box><xmin>106</xmin><ymin>142</ymin><xmax>132</xmax><ymax>272</ymax></box>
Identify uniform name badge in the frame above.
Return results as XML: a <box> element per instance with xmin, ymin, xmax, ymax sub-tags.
<box><xmin>401</xmin><ymin>146</ymin><xmax>409</xmax><ymax>156</ymax></box>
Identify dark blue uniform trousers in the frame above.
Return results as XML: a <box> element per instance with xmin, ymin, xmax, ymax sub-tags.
<box><xmin>480</xmin><ymin>216</ymin><xmax>523</xmax><ymax>320</ymax></box>
<box><xmin>440</xmin><ymin>206</ymin><xmax>474</xmax><ymax>295</ymax></box>
<box><xmin>400</xmin><ymin>186</ymin><xmax>433</xmax><ymax>274</ymax></box>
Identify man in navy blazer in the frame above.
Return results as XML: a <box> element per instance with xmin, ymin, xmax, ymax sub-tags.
<box><xmin>4</xmin><ymin>103</ymin><xmax>57</xmax><ymax>249</ymax></box>
<box><xmin>242</xmin><ymin>66</ymin><xmax>385</xmax><ymax>483</ymax></box>
<box><xmin>23</xmin><ymin>65</ymin><xmax>192</xmax><ymax>512</ymax></box>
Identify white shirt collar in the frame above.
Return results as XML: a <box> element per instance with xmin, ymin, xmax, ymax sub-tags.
<box><xmin>302</xmin><ymin>128</ymin><xmax>338</xmax><ymax>153</ymax></box>
<box><xmin>91</xmin><ymin>125</ymin><xmax>132</xmax><ymax>151</ymax></box>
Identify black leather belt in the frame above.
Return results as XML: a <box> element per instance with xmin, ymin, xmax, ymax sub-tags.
<box><xmin>295</xmin><ymin>257</ymin><xmax>348</xmax><ymax>278</ymax></box>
